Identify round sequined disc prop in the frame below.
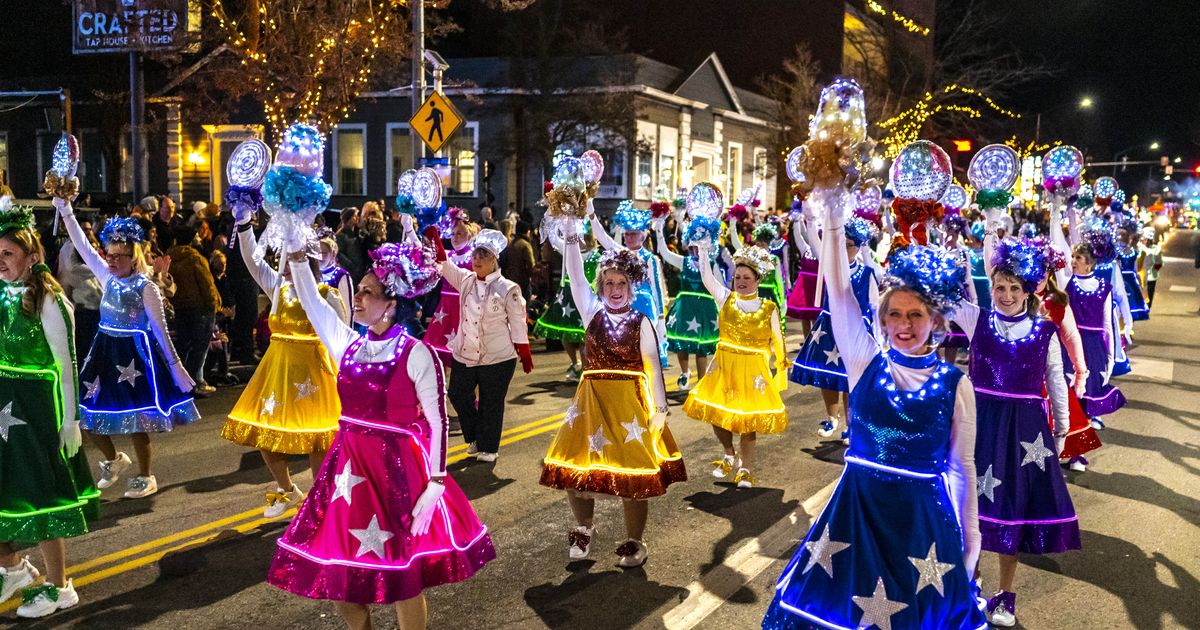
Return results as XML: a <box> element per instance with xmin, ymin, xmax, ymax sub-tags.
<box><xmin>889</xmin><ymin>140</ymin><xmax>952</xmax><ymax>201</ymax></box>
<box><xmin>226</xmin><ymin>139</ymin><xmax>271</xmax><ymax>189</ymax></box>
<box><xmin>967</xmin><ymin>143</ymin><xmax>1020</xmax><ymax>192</ymax></box>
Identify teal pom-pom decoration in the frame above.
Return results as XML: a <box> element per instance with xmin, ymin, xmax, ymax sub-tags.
<box><xmin>263</xmin><ymin>165</ymin><xmax>331</xmax><ymax>219</ymax></box>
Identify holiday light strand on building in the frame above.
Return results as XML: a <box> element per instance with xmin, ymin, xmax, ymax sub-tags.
<box><xmin>876</xmin><ymin>85</ymin><xmax>1022</xmax><ymax>158</ymax></box>
<box><xmin>866</xmin><ymin>1</ymin><xmax>931</xmax><ymax>36</ymax></box>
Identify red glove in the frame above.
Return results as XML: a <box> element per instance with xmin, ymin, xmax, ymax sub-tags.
<box><xmin>515</xmin><ymin>343</ymin><xmax>534</xmax><ymax>374</ymax></box>
<box><xmin>425</xmin><ymin>226</ymin><xmax>448</xmax><ymax>262</ymax></box>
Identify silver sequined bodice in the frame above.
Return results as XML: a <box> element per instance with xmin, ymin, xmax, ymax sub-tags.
<box><xmin>100</xmin><ymin>273</ymin><xmax>150</xmax><ymax>330</ymax></box>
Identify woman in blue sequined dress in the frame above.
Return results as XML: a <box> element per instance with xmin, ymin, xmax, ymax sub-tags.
<box><xmin>56</xmin><ymin>199</ymin><xmax>199</xmax><ymax>500</ymax></box>
<box><xmin>763</xmin><ymin>193</ymin><xmax>986</xmax><ymax>630</ymax></box>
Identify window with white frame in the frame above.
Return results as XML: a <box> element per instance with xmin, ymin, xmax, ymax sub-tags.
<box><xmin>727</xmin><ymin>142</ymin><xmax>743</xmax><ymax>197</ymax></box>
<box><xmin>445</xmin><ymin>122</ymin><xmax>477</xmax><ymax>196</ymax></box>
<box><xmin>658</xmin><ymin>126</ymin><xmax>678</xmax><ymax>197</ymax></box>
<box><xmin>334</xmin><ymin>125</ymin><xmax>367</xmax><ymax>196</ymax></box>
<box><xmin>634</xmin><ymin>121</ymin><xmax>657</xmax><ymax>200</ymax></box>
<box><xmin>386</xmin><ymin>124</ymin><xmax>412</xmax><ymax>195</ymax></box>
<box><xmin>753</xmin><ymin>147</ymin><xmax>768</xmax><ymax>190</ymax></box>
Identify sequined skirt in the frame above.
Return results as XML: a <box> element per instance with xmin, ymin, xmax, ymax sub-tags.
<box><xmin>974</xmin><ymin>394</ymin><xmax>1081</xmax><ymax>555</ymax></box>
<box><xmin>422</xmin><ymin>281</ymin><xmax>460</xmax><ymax>365</ymax></box>
<box><xmin>222</xmin><ymin>333</ymin><xmax>340</xmax><ymax>454</ymax></box>
<box><xmin>0</xmin><ymin>369</ymin><xmax>99</xmax><ymax>544</ymax></box>
<box><xmin>786</xmin><ymin>260</ymin><xmax>819</xmax><ymax>320</ymax></box>
<box><xmin>539</xmin><ymin>373</ymin><xmax>686</xmax><ymax>499</ymax></box>
<box><xmin>1058</xmin><ymin>386</ymin><xmax>1102</xmax><ymax>459</ymax></box>
<box><xmin>269</xmin><ymin>416</ymin><xmax>495</xmax><ymax>605</ymax></box>
<box><xmin>78</xmin><ymin>329</ymin><xmax>200</xmax><ymax>434</ymax></box>
<box><xmin>790</xmin><ymin>311</ymin><xmax>849</xmax><ymax>392</ymax></box>
<box><xmin>764</xmin><ymin>459</ymin><xmax>988</xmax><ymax>630</ymax></box>
<box><xmin>1068</xmin><ymin>329</ymin><xmax>1127</xmax><ymax>416</ymax></box>
<box><xmin>665</xmin><ymin>292</ymin><xmax>719</xmax><ymax>356</ymax></box>
<box><xmin>1122</xmin><ymin>270</ymin><xmax>1149</xmax><ymax>320</ymax></box>
<box><xmin>534</xmin><ymin>283</ymin><xmax>586</xmax><ymax>343</ymax></box>
<box><xmin>682</xmin><ymin>344</ymin><xmax>787</xmax><ymax>434</ymax></box>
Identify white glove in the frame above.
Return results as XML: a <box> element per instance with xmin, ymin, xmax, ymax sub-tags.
<box><xmin>984</xmin><ymin>207</ymin><xmax>1007</xmax><ymax>232</ymax></box>
<box><xmin>650</xmin><ymin>411</ymin><xmax>667</xmax><ymax>432</ymax></box>
<box><xmin>232</xmin><ymin>201</ymin><xmax>256</xmax><ymax>226</ymax></box>
<box><xmin>59</xmin><ymin>420</ymin><xmax>82</xmax><ymax>458</ymax></box>
<box><xmin>169</xmin><ymin>360</ymin><xmax>196</xmax><ymax>393</ymax></box>
<box><xmin>585</xmin><ymin>198</ymin><xmax>596</xmax><ymax>218</ymax></box>
<box><xmin>1124</xmin><ymin>329</ymin><xmax>1134</xmax><ymax>348</ymax></box>
<box><xmin>52</xmin><ymin>197</ymin><xmax>73</xmax><ymax>216</ymax></box>
<box><xmin>410</xmin><ymin>482</ymin><xmax>446</xmax><ymax>535</ymax></box>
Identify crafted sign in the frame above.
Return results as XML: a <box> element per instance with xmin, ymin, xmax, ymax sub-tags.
<box><xmin>74</xmin><ymin>0</ymin><xmax>198</xmax><ymax>54</ymax></box>
<box><xmin>409</xmin><ymin>92</ymin><xmax>465</xmax><ymax>154</ymax></box>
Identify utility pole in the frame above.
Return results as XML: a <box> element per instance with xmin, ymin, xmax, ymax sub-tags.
<box><xmin>130</xmin><ymin>52</ymin><xmax>146</xmax><ymax>201</ymax></box>
<box><xmin>411</xmin><ymin>1</ymin><xmax>425</xmax><ymax>170</ymax></box>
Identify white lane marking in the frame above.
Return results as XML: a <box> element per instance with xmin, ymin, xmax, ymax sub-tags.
<box><xmin>661</xmin><ymin>476</ymin><xmax>840</xmax><ymax>630</ymax></box>
<box><xmin>1167</xmin><ymin>285</ymin><xmax>1196</xmax><ymax>293</ymax></box>
<box><xmin>1163</xmin><ymin>256</ymin><xmax>1193</xmax><ymax>263</ymax></box>
<box><xmin>1127</xmin><ymin>357</ymin><xmax>1174</xmax><ymax>382</ymax></box>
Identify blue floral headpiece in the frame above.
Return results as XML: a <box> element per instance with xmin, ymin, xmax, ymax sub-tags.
<box><xmin>612</xmin><ymin>200</ymin><xmax>652</xmax><ymax>231</ymax></box>
<box><xmin>684</xmin><ymin>216</ymin><xmax>721</xmax><ymax>248</ymax></box>
<box><xmin>845</xmin><ymin>216</ymin><xmax>876</xmax><ymax>247</ymax></box>
<box><xmin>1080</xmin><ymin>219</ymin><xmax>1117</xmax><ymax>263</ymax></box>
<box><xmin>884</xmin><ymin>245</ymin><xmax>967</xmax><ymax>313</ymax></box>
<box><xmin>99</xmin><ymin>217</ymin><xmax>145</xmax><ymax>246</ymax></box>
<box><xmin>990</xmin><ymin>237</ymin><xmax>1047</xmax><ymax>293</ymax></box>
<box><xmin>969</xmin><ymin>220</ymin><xmax>986</xmax><ymax>241</ymax></box>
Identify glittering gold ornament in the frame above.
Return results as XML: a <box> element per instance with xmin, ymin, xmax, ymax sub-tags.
<box><xmin>43</xmin><ymin>171</ymin><xmax>80</xmax><ymax>200</ymax></box>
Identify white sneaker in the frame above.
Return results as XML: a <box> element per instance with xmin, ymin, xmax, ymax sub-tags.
<box><xmin>567</xmin><ymin>525</ymin><xmax>594</xmax><ymax>560</ymax></box>
<box><xmin>466</xmin><ymin>442</ymin><xmax>479</xmax><ymax>455</ymax></box>
<box><xmin>1090</xmin><ymin>418</ymin><xmax>1106</xmax><ymax>430</ymax></box>
<box><xmin>124</xmin><ymin>475</ymin><xmax>158</xmax><ymax>499</ymax></box>
<box><xmin>817</xmin><ymin>417</ymin><xmax>839</xmax><ymax>438</ymax></box>
<box><xmin>16</xmin><ymin>580</ymin><xmax>78</xmax><ymax>618</ymax></box>
<box><xmin>565</xmin><ymin>364</ymin><xmax>581</xmax><ymax>383</ymax></box>
<box><xmin>734</xmin><ymin>468</ymin><xmax>756</xmax><ymax>489</ymax></box>
<box><xmin>264</xmin><ymin>485</ymin><xmax>305</xmax><ymax>518</ymax></box>
<box><xmin>96</xmin><ymin>452</ymin><xmax>132</xmax><ymax>489</ymax></box>
<box><xmin>475</xmin><ymin>452</ymin><xmax>498</xmax><ymax>463</ymax></box>
<box><xmin>0</xmin><ymin>557</ymin><xmax>39</xmax><ymax>604</ymax></box>
<box><xmin>615</xmin><ymin>539</ymin><xmax>647</xmax><ymax>568</ymax></box>
<box><xmin>676</xmin><ymin>372</ymin><xmax>692</xmax><ymax>391</ymax></box>
<box><xmin>711</xmin><ymin>454</ymin><xmax>736</xmax><ymax>478</ymax></box>
<box><xmin>1068</xmin><ymin>456</ymin><xmax>1088</xmax><ymax>472</ymax></box>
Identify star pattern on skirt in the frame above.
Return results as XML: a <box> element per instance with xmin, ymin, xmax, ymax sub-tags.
<box><xmin>908</xmin><ymin>542</ymin><xmax>956</xmax><ymax>597</ymax></box>
<box><xmin>753</xmin><ymin>374</ymin><xmax>767</xmax><ymax>394</ymax></box>
<box><xmin>809</xmin><ymin>324</ymin><xmax>826</xmax><ymax>344</ymax></box>
<box><xmin>852</xmin><ymin>577</ymin><xmax>908</xmax><ymax>630</ymax></box>
<box><xmin>802</xmin><ymin>524</ymin><xmax>850</xmax><ymax>578</ymax></box>
<box><xmin>588</xmin><ymin>426</ymin><xmax>610</xmax><ymax>453</ymax></box>
<box><xmin>294</xmin><ymin>378</ymin><xmax>318</xmax><ymax>401</ymax></box>
<box><xmin>686</xmin><ymin>318</ymin><xmax>701</xmax><ymax>332</ymax></box>
<box><xmin>561</xmin><ymin>302</ymin><xmax>576</xmax><ymax>319</ymax></box>
<box><xmin>116</xmin><ymin>359</ymin><xmax>142</xmax><ymax>387</ymax></box>
<box><xmin>431</xmin><ymin>309</ymin><xmax>447</xmax><ymax>325</ymax></box>
<box><xmin>331</xmin><ymin>461</ymin><xmax>367</xmax><ymax>506</ymax></box>
<box><xmin>261</xmin><ymin>393</ymin><xmax>278</xmax><ymax>417</ymax></box>
<box><xmin>83</xmin><ymin>377</ymin><xmax>101</xmax><ymax>401</ymax></box>
<box><xmin>977</xmin><ymin>464</ymin><xmax>1002</xmax><ymax>502</ymax></box>
<box><xmin>349</xmin><ymin>515</ymin><xmax>394</xmax><ymax>558</ymax></box>
<box><xmin>0</xmin><ymin>402</ymin><xmax>27</xmax><ymax>441</ymax></box>
<box><xmin>1020</xmin><ymin>433</ymin><xmax>1055</xmax><ymax>471</ymax></box>
<box><xmin>564</xmin><ymin>403</ymin><xmax>582</xmax><ymax>428</ymax></box>
<box><xmin>622</xmin><ymin>417</ymin><xmax>646</xmax><ymax>443</ymax></box>
<box><xmin>823</xmin><ymin>347</ymin><xmax>840</xmax><ymax>365</ymax></box>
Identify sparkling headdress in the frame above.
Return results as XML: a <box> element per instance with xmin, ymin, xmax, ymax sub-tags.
<box><xmin>595</xmin><ymin>248</ymin><xmax>648</xmax><ymax>285</ymax></box>
<box><xmin>99</xmin><ymin>217</ymin><xmax>146</xmax><ymax>246</ymax></box>
<box><xmin>1080</xmin><ymin>219</ymin><xmax>1117</xmax><ymax>263</ymax></box>
<box><xmin>612</xmin><ymin>200</ymin><xmax>652</xmax><ymax>232</ymax></box>
<box><xmin>845</xmin><ymin>216</ymin><xmax>876</xmax><ymax>247</ymax></box>
<box><xmin>1035</xmin><ymin>237</ymin><xmax>1068</xmax><ymax>272</ymax></box>
<box><xmin>369</xmin><ymin>242</ymin><xmax>442</xmax><ymax>299</ymax></box>
<box><xmin>732</xmin><ymin>245</ymin><xmax>776</xmax><ymax>278</ymax></box>
<box><xmin>684</xmin><ymin>216</ymin><xmax>721</xmax><ymax>248</ymax></box>
<box><xmin>0</xmin><ymin>196</ymin><xmax>35</xmax><ymax>233</ymax></box>
<box><xmin>941</xmin><ymin>212</ymin><xmax>969</xmax><ymax>238</ymax></box>
<box><xmin>990</xmin><ymin>237</ymin><xmax>1048</xmax><ymax>293</ymax></box>
<box><xmin>883</xmin><ymin>245</ymin><xmax>967</xmax><ymax>314</ymax></box>
<box><xmin>751</xmin><ymin>222</ymin><xmax>779</xmax><ymax>243</ymax></box>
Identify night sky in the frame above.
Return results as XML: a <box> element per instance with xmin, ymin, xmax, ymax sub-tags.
<box><xmin>987</xmin><ymin>0</ymin><xmax>1200</xmax><ymax>166</ymax></box>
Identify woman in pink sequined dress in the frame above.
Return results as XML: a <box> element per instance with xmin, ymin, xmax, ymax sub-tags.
<box><xmin>268</xmin><ymin>244</ymin><xmax>494</xmax><ymax>629</ymax></box>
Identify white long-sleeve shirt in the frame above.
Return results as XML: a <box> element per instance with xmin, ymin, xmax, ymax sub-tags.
<box><xmin>439</xmin><ymin>263</ymin><xmax>528</xmax><ymax>367</ymax></box>
<box><xmin>819</xmin><ymin>198</ymin><xmax>980</xmax><ymax>576</ymax></box>
<box><xmin>41</xmin><ymin>294</ymin><xmax>77</xmax><ymax>427</ymax></box>
<box><xmin>288</xmin><ymin>258</ymin><xmax>448</xmax><ymax>476</ymax></box>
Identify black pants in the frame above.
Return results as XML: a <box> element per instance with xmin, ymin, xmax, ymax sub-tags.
<box><xmin>448</xmin><ymin>358</ymin><xmax>516</xmax><ymax>454</ymax></box>
<box><xmin>1147</xmin><ymin>280</ymin><xmax>1157</xmax><ymax>307</ymax></box>
<box><xmin>228</xmin><ymin>279</ymin><xmax>260</xmax><ymax>362</ymax></box>
<box><xmin>175</xmin><ymin>308</ymin><xmax>215</xmax><ymax>384</ymax></box>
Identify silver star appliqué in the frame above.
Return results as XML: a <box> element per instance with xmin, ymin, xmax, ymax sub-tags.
<box><xmin>331</xmin><ymin>461</ymin><xmax>367</xmax><ymax>506</ymax></box>
<box><xmin>809</xmin><ymin>325</ymin><xmax>826</xmax><ymax>344</ymax></box>
<box><xmin>753</xmin><ymin>374</ymin><xmax>767</xmax><ymax>394</ymax></box>
<box><xmin>977</xmin><ymin>465</ymin><xmax>1002</xmax><ymax>502</ymax></box>
<box><xmin>686</xmin><ymin>318</ymin><xmax>701</xmax><ymax>332</ymax></box>
<box><xmin>561</xmin><ymin>302</ymin><xmax>576</xmax><ymax>319</ymax></box>
<box><xmin>1020</xmin><ymin>433</ymin><xmax>1055</xmax><ymax>471</ymax></box>
<box><xmin>116</xmin><ymin>359</ymin><xmax>142</xmax><ymax>387</ymax></box>
<box><xmin>261</xmin><ymin>393</ymin><xmax>278</xmax><ymax>417</ymax></box>
<box><xmin>0</xmin><ymin>402</ymin><xmax>27</xmax><ymax>441</ymax></box>
<box><xmin>908</xmin><ymin>542</ymin><xmax>956</xmax><ymax>596</ymax></box>
<box><xmin>823</xmin><ymin>347</ymin><xmax>840</xmax><ymax>365</ymax></box>
<box><xmin>622</xmin><ymin>417</ymin><xmax>646</xmax><ymax>443</ymax></box>
<box><xmin>852</xmin><ymin>577</ymin><xmax>909</xmax><ymax>630</ymax></box>
<box><xmin>83</xmin><ymin>377</ymin><xmax>101</xmax><ymax>401</ymax></box>
<box><xmin>588</xmin><ymin>426</ymin><xmax>610</xmax><ymax>453</ymax></box>
<box><xmin>564</xmin><ymin>403</ymin><xmax>582</xmax><ymax>428</ymax></box>
<box><xmin>349</xmin><ymin>515</ymin><xmax>394</xmax><ymax>558</ymax></box>
<box><xmin>431</xmin><ymin>309</ymin><xmax>447</xmax><ymax>325</ymax></box>
<box><xmin>294</xmin><ymin>379</ymin><xmax>318</xmax><ymax>401</ymax></box>
<box><xmin>802</xmin><ymin>524</ymin><xmax>850</xmax><ymax>578</ymax></box>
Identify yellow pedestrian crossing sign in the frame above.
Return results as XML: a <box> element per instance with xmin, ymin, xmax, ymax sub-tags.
<box><xmin>410</xmin><ymin>91</ymin><xmax>464</xmax><ymax>154</ymax></box>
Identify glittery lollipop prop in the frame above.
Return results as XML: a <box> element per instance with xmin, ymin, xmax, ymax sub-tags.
<box><xmin>787</xmin><ymin>77</ymin><xmax>877</xmax><ymax>199</ymax></box>
<box><xmin>852</xmin><ymin>185</ymin><xmax>884</xmax><ymax>226</ymax></box>
<box><xmin>968</xmin><ymin>143</ymin><xmax>1019</xmax><ymax>210</ymax></box>
<box><xmin>939</xmin><ymin>184</ymin><xmax>968</xmax><ymax>214</ymax></box>
<box><xmin>412</xmin><ymin>167</ymin><xmax>445</xmax><ymax>230</ymax></box>
<box><xmin>685</xmin><ymin>182</ymin><xmax>724</xmax><ymax>221</ymax></box>
<box><xmin>224</xmin><ymin>138</ymin><xmax>272</xmax><ymax>247</ymax></box>
<box><xmin>889</xmin><ymin>140</ymin><xmax>952</xmax><ymax>250</ymax></box>
<box><xmin>395</xmin><ymin>169</ymin><xmax>418</xmax><ymax>216</ymax></box>
<box><xmin>1074</xmin><ymin>183</ymin><xmax>1094</xmax><ymax>211</ymax></box>
<box><xmin>260</xmin><ymin>123</ymin><xmax>332</xmax><ymax>255</ymax></box>
<box><xmin>542</xmin><ymin>152</ymin><xmax>601</xmax><ymax>220</ymax></box>
<box><xmin>1041</xmin><ymin>146</ymin><xmax>1083</xmax><ymax>197</ymax></box>
<box><xmin>1093</xmin><ymin>176</ymin><xmax>1118</xmax><ymax>207</ymax></box>
<box><xmin>44</xmin><ymin>133</ymin><xmax>80</xmax><ymax>235</ymax></box>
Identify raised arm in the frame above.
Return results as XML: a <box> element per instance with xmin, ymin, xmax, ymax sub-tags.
<box><xmin>142</xmin><ymin>279</ymin><xmax>195</xmax><ymax>393</ymax></box>
<box><xmin>588</xmin><ymin>201</ymin><xmax>621</xmax><ymax>253</ymax></box>
<box><xmin>945</xmin><ymin>377</ymin><xmax>980</xmax><ymax>577</ymax></box>
<box><xmin>334</xmin><ymin>274</ymin><xmax>354</xmax><ymax>324</ymax></box>
<box><xmin>949</xmin><ymin>297</ymin><xmax>982</xmax><ymax>344</ymax></box>
<box><xmin>437</xmin><ymin>257</ymin><xmax>472</xmax><ymax>293</ymax></box>
<box><xmin>53</xmin><ymin>198</ymin><xmax>111</xmax><ymax>284</ymax></box>
<box><xmin>288</xmin><ymin>255</ymin><xmax>358</xmax><ymax>361</ymax></box>
<box><xmin>565</xmin><ymin>224</ymin><xmax>601</xmax><ymax>326</ymax></box>
<box><xmin>728</xmin><ymin>217</ymin><xmax>745</xmax><ymax>252</ymax></box>
<box><xmin>1109</xmin><ymin>263</ymin><xmax>1134</xmax><ymax>340</ymax></box>
<box><xmin>237</xmin><ymin>223</ymin><xmax>279</xmax><ymax>295</ymax></box>
<box><xmin>791</xmin><ymin>219</ymin><xmax>813</xmax><ymax>257</ymax></box>
<box><xmin>1057</xmin><ymin>304</ymin><xmax>1088</xmax><ymax>395</ymax></box>
<box><xmin>1048</xmin><ymin>199</ymin><xmax>1074</xmax><ymax>288</ymax></box>
<box><xmin>696</xmin><ymin>246</ymin><xmax>730</xmax><ymax>305</ymax></box>
<box><xmin>653</xmin><ymin>224</ymin><xmax>684</xmax><ymax>269</ymax></box>
<box><xmin>819</xmin><ymin>193</ymin><xmax>879</xmax><ymax>386</ymax></box>
<box><xmin>1066</xmin><ymin>206</ymin><xmax>1082</xmax><ymax>246</ymax></box>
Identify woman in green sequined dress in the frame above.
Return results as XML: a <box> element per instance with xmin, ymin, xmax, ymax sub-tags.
<box><xmin>0</xmin><ymin>201</ymin><xmax>98</xmax><ymax>618</ymax></box>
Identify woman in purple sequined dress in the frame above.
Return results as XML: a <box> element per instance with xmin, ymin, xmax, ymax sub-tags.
<box><xmin>951</xmin><ymin>234</ymin><xmax>1080</xmax><ymax>628</ymax></box>
<box><xmin>268</xmin><ymin>244</ymin><xmax>494</xmax><ymax>629</ymax></box>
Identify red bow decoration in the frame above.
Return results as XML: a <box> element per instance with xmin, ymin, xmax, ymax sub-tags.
<box><xmin>544</xmin><ymin>181</ymin><xmax>554</xmax><ymax>195</ymax></box>
<box><xmin>649</xmin><ymin>201</ymin><xmax>671</xmax><ymax>219</ymax></box>
<box><xmin>727</xmin><ymin>203</ymin><xmax>749</xmax><ymax>222</ymax></box>
<box><xmin>891</xmin><ymin>198</ymin><xmax>944</xmax><ymax>247</ymax></box>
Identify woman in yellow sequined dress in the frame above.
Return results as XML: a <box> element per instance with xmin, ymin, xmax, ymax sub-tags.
<box><xmin>222</xmin><ymin>222</ymin><xmax>347</xmax><ymax>518</ymax></box>
<box><xmin>539</xmin><ymin>214</ymin><xmax>685</xmax><ymax>569</ymax></box>
<box><xmin>682</xmin><ymin>245</ymin><xmax>788</xmax><ymax>489</ymax></box>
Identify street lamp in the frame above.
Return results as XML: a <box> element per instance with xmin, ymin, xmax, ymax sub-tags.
<box><xmin>1079</xmin><ymin>97</ymin><xmax>1094</xmax><ymax>108</ymax></box>
<box><xmin>1150</xmin><ymin>142</ymin><xmax>1160</xmax><ymax>150</ymax></box>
